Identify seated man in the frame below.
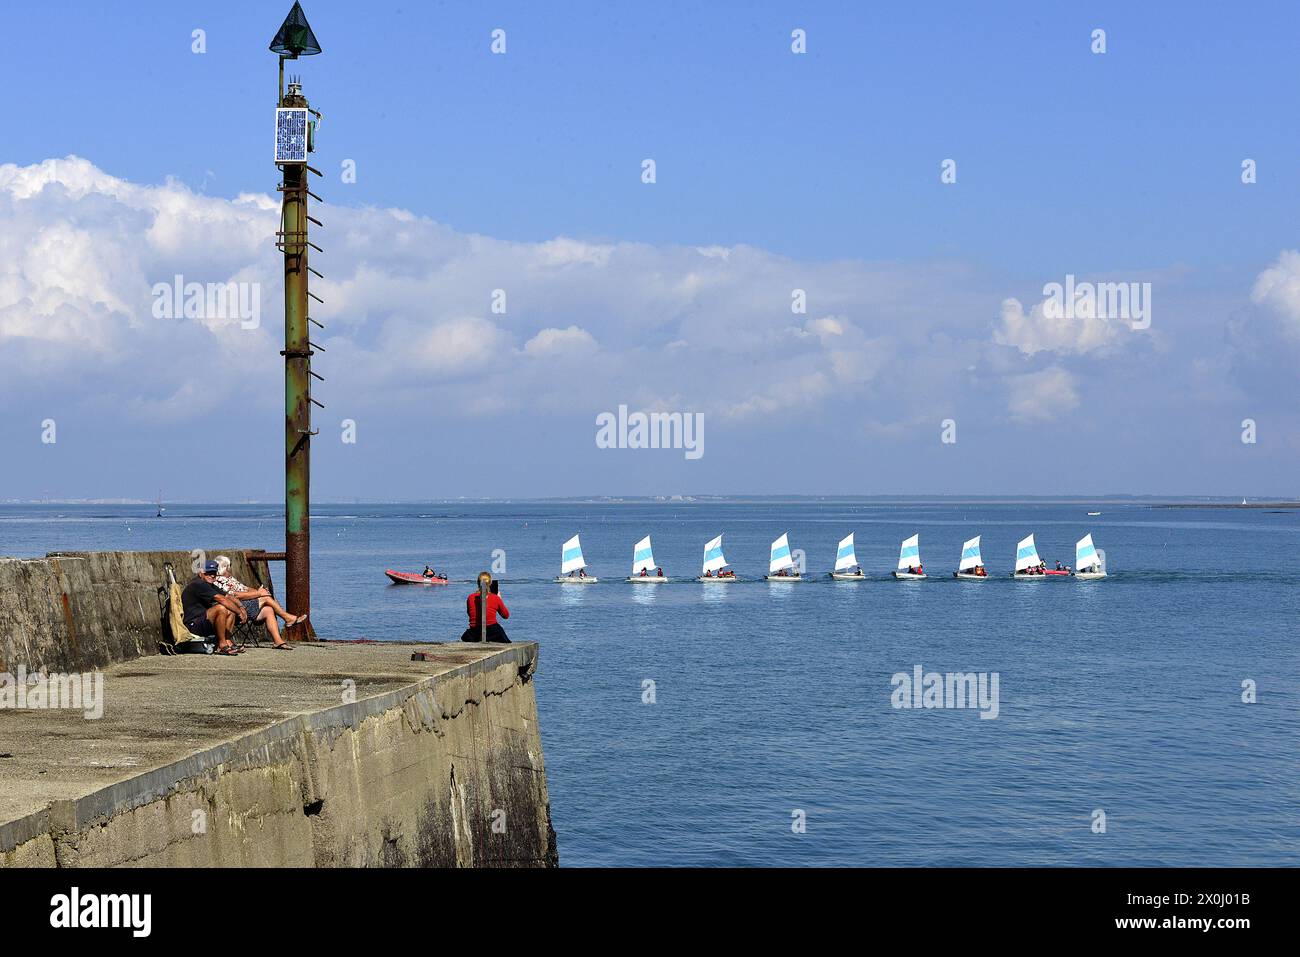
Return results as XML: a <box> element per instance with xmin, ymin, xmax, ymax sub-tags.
<box><xmin>213</xmin><ymin>555</ymin><xmax>304</xmax><ymax>650</ymax></box>
<box><xmin>181</xmin><ymin>560</ymin><xmax>247</xmax><ymax>655</ymax></box>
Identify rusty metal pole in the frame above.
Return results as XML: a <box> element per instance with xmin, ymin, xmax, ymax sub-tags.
<box><xmin>270</xmin><ymin>3</ymin><xmax>323</xmax><ymax>640</ymax></box>
<box><xmin>280</xmin><ymin>86</ymin><xmax>311</xmax><ymax>640</ymax></box>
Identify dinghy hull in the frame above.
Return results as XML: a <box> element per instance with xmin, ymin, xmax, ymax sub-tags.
<box><xmin>554</xmin><ymin>576</ymin><xmax>598</xmax><ymax>584</ymax></box>
<box><xmin>892</xmin><ymin>571</ymin><xmax>927</xmax><ymax>580</ymax></box>
<box><xmin>830</xmin><ymin>572</ymin><xmax>866</xmax><ymax>580</ymax></box>
<box><xmin>1076</xmin><ymin>571</ymin><xmax>1107</xmax><ymax>580</ymax></box>
<box><xmin>953</xmin><ymin>572</ymin><xmax>988</xmax><ymax>580</ymax></box>
<box><xmin>385</xmin><ymin>570</ymin><xmax>448</xmax><ymax>585</ymax></box>
<box><xmin>698</xmin><ymin>576</ymin><xmax>736</xmax><ymax>583</ymax></box>
<box><xmin>765</xmin><ymin>574</ymin><xmax>803</xmax><ymax>581</ymax></box>
<box><xmin>627</xmin><ymin>576</ymin><xmax>667</xmax><ymax>583</ymax></box>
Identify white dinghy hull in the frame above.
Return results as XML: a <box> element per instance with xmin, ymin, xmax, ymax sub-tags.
<box><xmin>627</xmin><ymin>576</ymin><xmax>667</xmax><ymax>583</ymax></box>
<box><xmin>830</xmin><ymin>572</ymin><xmax>866</xmax><ymax>581</ymax></box>
<box><xmin>892</xmin><ymin>571</ymin><xmax>927</xmax><ymax>580</ymax></box>
<box><xmin>954</xmin><ymin>572</ymin><xmax>988</xmax><ymax>580</ymax></box>
<box><xmin>698</xmin><ymin>575</ymin><xmax>736</xmax><ymax>583</ymax></box>
<box><xmin>555</xmin><ymin>576</ymin><xmax>599</xmax><ymax>584</ymax></box>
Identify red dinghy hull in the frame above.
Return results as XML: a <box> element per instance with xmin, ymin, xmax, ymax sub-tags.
<box><xmin>385</xmin><ymin>569</ymin><xmax>448</xmax><ymax>585</ymax></box>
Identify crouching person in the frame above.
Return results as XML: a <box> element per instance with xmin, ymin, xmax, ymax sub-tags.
<box><xmin>181</xmin><ymin>560</ymin><xmax>248</xmax><ymax>655</ymax></box>
<box><xmin>461</xmin><ymin>571</ymin><xmax>510</xmax><ymax>643</ymax></box>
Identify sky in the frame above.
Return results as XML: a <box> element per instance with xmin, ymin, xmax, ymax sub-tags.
<box><xmin>1</xmin><ymin>0</ymin><xmax>1299</xmax><ymax>500</ymax></box>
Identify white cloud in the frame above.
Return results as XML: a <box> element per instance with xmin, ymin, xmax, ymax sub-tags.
<box><xmin>0</xmin><ymin>155</ymin><xmax>1233</xmax><ymax>447</ymax></box>
<box><xmin>1005</xmin><ymin>366</ymin><xmax>1079</xmax><ymax>422</ymax></box>
<box><xmin>993</xmin><ymin>295</ymin><xmax>1121</xmax><ymax>356</ymax></box>
<box><xmin>524</xmin><ymin>325</ymin><xmax>598</xmax><ymax>357</ymax></box>
<box><xmin>1249</xmin><ymin>250</ymin><xmax>1300</xmax><ymax>341</ymax></box>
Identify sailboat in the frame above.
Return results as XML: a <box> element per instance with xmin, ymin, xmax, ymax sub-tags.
<box><xmin>1075</xmin><ymin>533</ymin><xmax>1107</xmax><ymax>579</ymax></box>
<box><xmin>1012</xmin><ymin>533</ymin><xmax>1066</xmax><ymax>578</ymax></box>
<box><xmin>765</xmin><ymin>533</ymin><xmax>802</xmax><ymax>581</ymax></box>
<box><xmin>892</xmin><ymin>534</ymin><xmax>926</xmax><ymax>579</ymax></box>
<box><xmin>156</xmin><ymin>490</ymin><xmax>165</xmax><ymax>518</ymax></box>
<box><xmin>953</xmin><ymin>535</ymin><xmax>988</xmax><ymax>579</ymax></box>
<box><xmin>554</xmin><ymin>534</ymin><xmax>597</xmax><ymax>583</ymax></box>
<box><xmin>627</xmin><ymin>535</ymin><xmax>666</xmax><ymax>582</ymax></box>
<box><xmin>698</xmin><ymin>534</ymin><xmax>736</xmax><ymax>582</ymax></box>
<box><xmin>829</xmin><ymin>533</ymin><xmax>865</xmax><ymax>580</ymax></box>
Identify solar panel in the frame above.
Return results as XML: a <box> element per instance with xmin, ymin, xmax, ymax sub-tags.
<box><xmin>275</xmin><ymin>108</ymin><xmax>309</xmax><ymax>164</ymax></box>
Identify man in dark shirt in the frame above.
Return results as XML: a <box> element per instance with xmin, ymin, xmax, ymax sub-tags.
<box><xmin>181</xmin><ymin>560</ymin><xmax>248</xmax><ymax>655</ymax></box>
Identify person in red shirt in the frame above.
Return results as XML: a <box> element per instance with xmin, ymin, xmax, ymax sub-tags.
<box><xmin>461</xmin><ymin>571</ymin><xmax>510</xmax><ymax>643</ymax></box>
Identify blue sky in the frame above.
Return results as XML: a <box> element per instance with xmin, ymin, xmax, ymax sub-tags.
<box><xmin>1</xmin><ymin>1</ymin><xmax>1299</xmax><ymax>499</ymax></box>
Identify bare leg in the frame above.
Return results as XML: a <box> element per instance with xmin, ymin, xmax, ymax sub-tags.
<box><xmin>260</xmin><ymin>606</ymin><xmax>286</xmax><ymax>646</ymax></box>
<box><xmin>258</xmin><ymin>595</ymin><xmax>304</xmax><ymax>626</ymax></box>
<box><xmin>210</xmin><ymin>607</ymin><xmax>235</xmax><ymax>652</ymax></box>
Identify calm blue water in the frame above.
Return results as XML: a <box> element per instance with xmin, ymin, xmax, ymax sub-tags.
<box><xmin>2</xmin><ymin>501</ymin><xmax>1297</xmax><ymax>866</ymax></box>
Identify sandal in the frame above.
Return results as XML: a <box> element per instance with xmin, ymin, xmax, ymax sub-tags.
<box><xmin>272</xmin><ymin>642</ymin><xmax>294</xmax><ymax>650</ymax></box>
<box><xmin>216</xmin><ymin>646</ymin><xmax>240</xmax><ymax>656</ymax></box>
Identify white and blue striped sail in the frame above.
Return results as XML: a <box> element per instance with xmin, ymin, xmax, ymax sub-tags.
<box><xmin>897</xmin><ymin>534</ymin><xmax>920</xmax><ymax>570</ymax></box>
<box><xmin>958</xmin><ymin>535</ymin><xmax>982</xmax><ymax>571</ymax></box>
<box><xmin>631</xmin><ymin>535</ymin><xmax>656</xmax><ymax>574</ymax></box>
<box><xmin>1015</xmin><ymin>534</ymin><xmax>1040</xmax><ymax>572</ymax></box>
<box><xmin>1076</xmin><ymin>533</ymin><xmax>1099</xmax><ymax>570</ymax></box>
<box><xmin>834</xmin><ymin>533</ymin><xmax>857</xmax><ymax>571</ymax></box>
<box><xmin>769</xmin><ymin>533</ymin><xmax>794</xmax><ymax>574</ymax></box>
<box><xmin>702</xmin><ymin>534</ymin><xmax>728</xmax><ymax>574</ymax></box>
<box><xmin>561</xmin><ymin>534</ymin><xmax>587</xmax><ymax>574</ymax></box>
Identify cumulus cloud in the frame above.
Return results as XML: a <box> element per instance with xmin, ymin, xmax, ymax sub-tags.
<box><xmin>0</xmin><ymin>155</ymin><xmax>1262</xmax><ymax>461</ymax></box>
<box><xmin>0</xmin><ymin>157</ymin><xmax>992</xmax><ymax>433</ymax></box>
<box><xmin>1249</xmin><ymin>250</ymin><xmax>1300</xmax><ymax>341</ymax></box>
<box><xmin>993</xmin><ymin>295</ymin><xmax>1122</xmax><ymax>356</ymax></box>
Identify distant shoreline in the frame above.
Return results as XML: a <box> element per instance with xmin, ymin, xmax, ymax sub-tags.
<box><xmin>3</xmin><ymin>498</ymin><xmax>1298</xmax><ymax>508</ymax></box>
<box><xmin>1155</xmin><ymin>502</ymin><xmax>1300</xmax><ymax>509</ymax></box>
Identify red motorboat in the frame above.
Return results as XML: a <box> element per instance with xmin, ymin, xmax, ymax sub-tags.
<box><xmin>385</xmin><ymin>569</ymin><xmax>449</xmax><ymax>585</ymax></box>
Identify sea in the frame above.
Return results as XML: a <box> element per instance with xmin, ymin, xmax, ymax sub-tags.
<box><xmin>2</xmin><ymin>500</ymin><xmax>1297</xmax><ymax>867</ymax></box>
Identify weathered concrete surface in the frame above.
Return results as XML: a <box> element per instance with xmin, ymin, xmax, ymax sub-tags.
<box><xmin>0</xmin><ymin>641</ymin><xmax>557</xmax><ymax>868</ymax></box>
<box><xmin>0</xmin><ymin>549</ymin><xmax>269</xmax><ymax>674</ymax></box>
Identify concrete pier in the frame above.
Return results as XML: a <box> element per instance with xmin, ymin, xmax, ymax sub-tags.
<box><xmin>0</xmin><ymin>549</ymin><xmax>557</xmax><ymax>868</ymax></box>
<box><xmin>0</xmin><ymin>640</ymin><xmax>557</xmax><ymax>867</ymax></box>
